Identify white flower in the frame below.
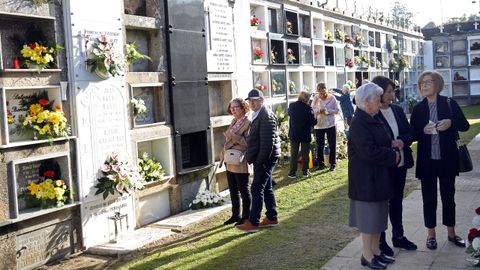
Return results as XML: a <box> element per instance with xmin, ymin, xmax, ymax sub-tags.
<box><xmin>193</xmin><ymin>199</ymin><xmax>199</xmax><ymax>204</ymax></box>
<box><xmin>473</xmin><ymin>216</ymin><xmax>480</xmax><ymax>228</ymax></box>
<box><xmin>473</xmin><ymin>238</ymin><xmax>480</xmax><ymax>250</ymax></box>
<box><xmin>213</xmin><ymin>197</ymin><xmax>219</xmax><ymax>203</ymax></box>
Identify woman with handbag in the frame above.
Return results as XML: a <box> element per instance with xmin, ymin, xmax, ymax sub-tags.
<box><xmin>410</xmin><ymin>70</ymin><xmax>470</xmax><ymax>250</ymax></box>
<box><xmin>221</xmin><ymin>98</ymin><xmax>252</xmax><ymax>226</ymax></box>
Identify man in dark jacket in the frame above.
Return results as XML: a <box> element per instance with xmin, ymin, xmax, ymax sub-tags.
<box><xmin>287</xmin><ymin>91</ymin><xmax>317</xmax><ymax>178</ymax></box>
<box><xmin>236</xmin><ymin>89</ymin><xmax>281</xmax><ymax>233</ymax></box>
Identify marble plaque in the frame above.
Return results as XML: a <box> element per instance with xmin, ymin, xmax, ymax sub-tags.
<box><xmin>138</xmin><ymin>189</ymin><xmax>170</xmax><ymax>226</ymax></box>
<box><xmin>207</xmin><ymin>0</ymin><xmax>235</xmax><ymax>73</ymax></box>
<box><xmin>16</xmin><ymin>220</ymin><xmax>72</xmax><ymax>270</ymax></box>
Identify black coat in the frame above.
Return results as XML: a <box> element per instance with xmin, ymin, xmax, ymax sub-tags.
<box><xmin>348</xmin><ymin>109</ymin><xmax>398</xmax><ymax>202</ymax></box>
<box><xmin>410</xmin><ymin>95</ymin><xmax>469</xmax><ymax>179</ymax></box>
<box><xmin>246</xmin><ymin>106</ymin><xmax>281</xmax><ymax>165</ymax></box>
<box><xmin>376</xmin><ymin>104</ymin><xmax>415</xmax><ymax>169</ymax></box>
<box><xmin>288</xmin><ymin>101</ymin><xmax>317</xmax><ymax>142</ymax></box>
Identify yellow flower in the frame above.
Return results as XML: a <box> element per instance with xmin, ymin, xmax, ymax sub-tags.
<box><xmin>55</xmin><ymin>180</ymin><xmax>64</xmax><ymax>187</ymax></box>
<box><xmin>48</xmin><ymin>111</ymin><xmax>61</xmax><ymax>125</ymax></box>
<box><xmin>29</xmin><ymin>103</ymin><xmax>43</xmax><ymax>116</ymax></box>
<box><xmin>27</xmin><ymin>182</ymin><xmax>40</xmax><ymax>196</ymax></box>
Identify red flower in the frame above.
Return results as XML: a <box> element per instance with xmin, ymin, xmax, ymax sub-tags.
<box><xmin>468</xmin><ymin>228</ymin><xmax>480</xmax><ymax>242</ymax></box>
<box><xmin>475</xmin><ymin>207</ymin><xmax>480</xmax><ymax>215</ymax></box>
<box><xmin>38</xmin><ymin>99</ymin><xmax>50</xmax><ymax>106</ymax></box>
<box><xmin>28</xmin><ymin>42</ymin><xmax>36</xmax><ymax>49</ymax></box>
<box><xmin>44</xmin><ymin>170</ymin><xmax>55</xmax><ymax>178</ymax></box>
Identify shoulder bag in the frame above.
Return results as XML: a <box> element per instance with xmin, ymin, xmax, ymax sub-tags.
<box><xmin>224</xmin><ymin>149</ymin><xmax>245</xmax><ymax>165</ymax></box>
<box><xmin>447</xmin><ymin>98</ymin><xmax>473</xmax><ymax>173</ymax></box>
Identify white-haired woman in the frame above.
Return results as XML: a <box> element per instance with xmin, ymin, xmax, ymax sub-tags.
<box><xmin>348</xmin><ymin>83</ymin><xmax>400</xmax><ymax>269</ymax></box>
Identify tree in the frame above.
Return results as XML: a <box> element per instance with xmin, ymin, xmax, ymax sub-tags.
<box><xmin>391</xmin><ymin>1</ymin><xmax>414</xmax><ymax>28</ymax></box>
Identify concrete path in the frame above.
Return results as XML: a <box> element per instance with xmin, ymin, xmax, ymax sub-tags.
<box><xmin>322</xmin><ymin>133</ymin><xmax>480</xmax><ymax>270</ymax></box>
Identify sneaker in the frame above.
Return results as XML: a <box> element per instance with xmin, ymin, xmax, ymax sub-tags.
<box><xmin>302</xmin><ymin>171</ymin><xmax>312</xmax><ymax>177</ymax></box>
<box><xmin>329</xmin><ymin>164</ymin><xmax>336</xmax><ymax>171</ymax></box>
<box><xmin>392</xmin><ymin>236</ymin><xmax>417</xmax><ymax>250</ymax></box>
<box><xmin>287</xmin><ymin>172</ymin><xmax>296</xmax><ymax>179</ymax></box>
<box><xmin>379</xmin><ymin>240</ymin><xmax>394</xmax><ymax>257</ymax></box>
<box><xmin>235</xmin><ymin>219</ymin><xmax>259</xmax><ymax>233</ymax></box>
<box><xmin>259</xmin><ymin>217</ymin><xmax>279</xmax><ymax>227</ymax></box>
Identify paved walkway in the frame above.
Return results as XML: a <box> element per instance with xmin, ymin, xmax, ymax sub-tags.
<box><xmin>323</xmin><ymin>133</ymin><xmax>480</xmax><ymax>270</ymax></box>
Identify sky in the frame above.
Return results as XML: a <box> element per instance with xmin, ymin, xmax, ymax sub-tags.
<box><xmin>332</xmin><ymin>0</ymin><xmax>478</xmax><ymax>27</ymax></box>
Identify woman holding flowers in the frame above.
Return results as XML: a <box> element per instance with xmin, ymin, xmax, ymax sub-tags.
<box><xmin>410</xmin><ymin>70</ymin><xmax>470</xmax><ymax>250</ymax></box>
<box><xmin>220</xmin><ymin>98</ymin><xmax>251</xmax><ymax>226</ymax></box>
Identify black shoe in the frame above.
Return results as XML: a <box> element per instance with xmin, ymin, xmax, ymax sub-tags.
<box><xmin>426</xmin><ymin>237</ymin><xmax>437</xmax><ymax>250</ymax></box>
<box><xmin>329</xmin><ymin>164</ymin><xmax>336</xmax><ymax>171</ymax></box>
<box><xmin>448</xmin><ymin>235</ymin><xmax>466</xmax><ymax>247</ymax></box>
<box><xmin>360</xmin><ymin>255</ymin><xmax>386</xmax><ymax>269</ymax></box>
<box><xmin>302</xmin><ymin>171</ymin><xmax>312</xmax><ymax>177</ymax></box>
<box><xmin>374</xmin><ymin>253</ymin><xmax>395</xmax><ymax>264</ymax></box>
<box><xmin>287</xmin><ymin>172</ymin><xmax>296</xmax><ymax>179</ymax></box>
<box><xmin>234</xmin><ymin>218</ymin><xmax>245</xmax><ymax>226</ymax></box>
<box><xmin>392</xmin><ymin>236</ymin><xmax>417</xmax><ymax>250</ymax></box>
<box><xmin>317</xmin><ymin>164</ymin><xmax>325</xmax><ymax>170</ymax></box>
<box><xmin>223</xmin><ymin>216</ymin><xmax>240</xmax><ymax>225</ymax></box>
<box><xmin>379</xmin><ymin>240</ymin><xmax>394</xmax><ymax>257</ymax></box>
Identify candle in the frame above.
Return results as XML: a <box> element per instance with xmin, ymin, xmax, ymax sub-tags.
<box><xmin>12</xmin><ymin>57</ymin><xmax>20</xmax><ymax>69</ymax></box>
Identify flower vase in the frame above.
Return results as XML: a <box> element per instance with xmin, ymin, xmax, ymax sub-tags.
<box><xmin>251</xmin><ymin>25</ymin><xmax>258</xmax><ymax>30</ymax></box>
<box><xmin>95</xmin><ymin>68</ymin><xmax>111</xmax><ymax>80</ymax></box>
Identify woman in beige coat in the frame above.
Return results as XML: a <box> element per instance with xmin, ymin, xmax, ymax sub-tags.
<box><xmin>221</xmin><ymin>98</ymin><xmax>251</xmax><ymax>225</ymax></box>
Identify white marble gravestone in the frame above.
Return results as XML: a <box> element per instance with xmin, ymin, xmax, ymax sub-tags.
<box><xmin>67</xmin><ymin>0</ymin><xmax>135</xmax><ymax>248</ymax></box>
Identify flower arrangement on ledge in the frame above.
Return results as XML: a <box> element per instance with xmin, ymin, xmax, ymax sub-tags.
<box><xmin>287</xmin><ymin>48</ymin><xmax>296</xmax><ymax>63</ymax></box>
<box><xmin>130</xmin><ymin>97</ymin><xmax>147</xmax><ymax>117</ymax></box>
<box><xmin>86</xmin><ymin>35</ymin><xmax>124</xmax><ymax>79</ymax></box>
<box><xmin>21</xmin><ymin>178</ymin><xmax>70</xmax><ymax>209</ymax></box>
<box><xmin>286</xmin><ymin>19</ymin><xmax>293</xmax><ymax>34</ymax></box>
<box><xmin>344</xmin><ymin>34</ymin><xmax>353</xmax><ymax>44</ymax></box>
<box><xmin>345</xmin><ymin>58</ymin><xmax>354</xmax><ymax>68</ymax></box>
<box><xmin>14</xmin><ymin>91</ymin><xmax>70</xmax><ymax>142</ymax></box>
<box><xmin>472</xmin><ymin>57</ymin><xmax>480</xmax><ymax>66</ymax></box>
<box><xmin>20</xmin><ymin>42</ymin><xmax>63</xmax><ymax>72</ymax></box>
<box><xmin>138</xmin><ymin>152</ymin><xmax>165</xmax><ymax>183</ymax></box>
<box><xmin>334</xmin><ymin>29</ymin><xmax>345</xmax><ymax>42</ymax></box>
<box><xmin>353</xmin><ymin>34</ymin><xmax>364</xmax><ymax>47</ymax></box>
<box><xmin>361</xmin><ymin>53</ymin><xmax>369</xmax><ymax>67</ymax></box>
<box><xmin>471</xmin><ymin>42</ymin><xmax>480</xmax><ymax>50</ymax></box>
<box><xmin>466</xmin><ymin>207</ymin><xmax>480</xmax><ymax>266</ymax></box>
<box><xmin>95</xmin><ymin>152</ymin><xmax>144</xmax><ymax>200</ymax></box>
<box><xmin>126</xmin><ymin>42</ymin><xmax>151</xmax><ymax>67</ymax></box>
<box><xmin>250</xmin><ymin>15</ymin><xmax>261</xmax><ymax>27</ymax></box>
<box><xmin>255</xmin><ymin>83</ymin><xmax>268</xmax><ymax>94</ymax></box>
<box><xmin>253</xmin><ymin>47</ymin><xmax>264</xmax><ymax>61</ymax></box>
<box><xmin>324</xmin><ymin>30</ymin><xmax>334</xmax><ymax>41</ymax></box>
<box><xmin>288</xmin><ymin>80</ymin><xmax>296</xmax><ymax>94</ymax></box>
<box><xmin>190</xmin><ymin>190</ymin><xmax>224</xmax><ymax>210</ymax></box>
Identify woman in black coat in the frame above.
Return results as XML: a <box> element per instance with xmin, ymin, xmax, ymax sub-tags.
<box><xmin>287</xmin><ymin>91</ymin><xmax>317</xmax><ymax>178</ymax></box>
<box><xmin>410</xmin><ymin>70</ymin><xmax>470</xmax><ymax>250</ymax></box>
<box><xmin>372</xmin><ymin>76</ymin><xmax>417</xmax><ymax>256</ymax></box>
<box><xmin>349</xmin><ymin>83</ymin><xmax>399</xmax><ymax>269</ymax></box>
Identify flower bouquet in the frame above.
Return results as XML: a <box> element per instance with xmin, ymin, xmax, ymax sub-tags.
<box><xmin>95</xmin><ymin>152</ymin><xmax>144</xmax><ymax>199</ymax></box>
<box><xmin>389</xmin><ymin>58</ymin><xmax>399</xmax><ymax>71</ymax></box>
<box><xmin>387</xmin><ymin>38</ymin><xmax>398</xmax><ymax>52</ymax></box>
<box><xmin>344</xmin><ymin>34</ymin><xmax>353</xmax><ymax>44</ymax></box>
<box><xmin>130</xmin><ymin>97</ymin><xmax>147</xmax><ymax>117</ymax></box>
<box><xmin>335</xmin><ymin>29</ymin><xmax>345</xmax><ymax>42</ymax></box>
<box><xmin>398</xmin><ymin>56</ymin><xmax>410</xmax><ymax>70</ymax></box>
<box><xmin>270</xmin><ymin>50</ymin><xmax>277</xmax><ymax>63</ymax></box>
<box><xmin>138</xmin><ymin>152</ymin><xmax>165</xmax><ymax>183</ymax></box>
<box><xmin>86</xmin><ymin>35</ymin><xmax>124</xmax><ymax>79</ymax></box>
<box><xmin>190</xmin><ymin>190</ymin><xmax>224</xmax><ymax>210</ymax></box>
<box><xmin>287</xmin><ymin>48</ymin><xmax>296</xmax><ymax>63</ymax></box>
<box><xmin>286</xmin><ymin>19</ymin><xmax>293</xmax><ymax>34</ymax></box>
<box><xmin>21</xmin><ymin>178</ymin><xmax>71</xmax><ymax>209</ymax></box>
<box><xmin>288</xmin><ymin>80</ymin><xmax>296</xmax><ymax>94</ymax></box>
<box><xmin>126</xmin><ymin>42</ymin><xmax>151</xmax><ymax>67</ymax></box>
<box><xmin>253</xmin><ymin>47</ymin><xmax>264</xmax><ymax>61</ymax></box>
<box><xmin>255</xmin><ymin>83</ymin><xmax>268</xmax><ymax>94</ymax></box>
<box><xmin>354</xmin><ymin>34</ymin><xmax>364</xmax><ymax>47</ymax></box>
<box><xmin>466</xmin><ymin>207</ymin><xmax>480</xmax><ymax>266</ymax></box>
<box><xmin>15</xmin><ymin>91</ymin><xmax>70</xmax><ymax>142</ymax></box>
<box><xmin>250</xmin><ymin>16</ymin><xmax>261</xmax><ymax>27</ymax></box>
<box><xmin>324</xmin><ymin>30</ymin><xmax>334</xmax><ymax>41</ymax></box>
<box><xmin>20</xmin><ymin>42</ymin><xmax>63</xmax><ymax>72</ymax></box>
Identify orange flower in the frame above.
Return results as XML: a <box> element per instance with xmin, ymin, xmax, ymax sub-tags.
<box><xmin>38</xmin><ymin>99</ymin><xmax>50</xmax><ymax>106</ymax></box>
<box><xmin>54</xmin><ymin>105</ymin><xmax>61</xmax><ymax>111</ymax></box>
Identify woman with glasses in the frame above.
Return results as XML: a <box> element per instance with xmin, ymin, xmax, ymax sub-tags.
<box><xmin>410</xmin><ymin>71</ymin><xmax>470</xmax><ymax>250</ymax></box>
<box><xmin>221</xmin><ymin>98</ymin><xmax>251</xmax><ymax>226</ymax></box>
<box><xmin>372</xmin><ymin>76</ymin><xmax>417</xmax><ymax>256</ymax></box>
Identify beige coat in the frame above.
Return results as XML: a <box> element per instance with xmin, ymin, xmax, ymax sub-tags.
<box><xmin>220</xmin><ymin>117</ymin><xmax>250</xmax><ymax>174</ymax></box>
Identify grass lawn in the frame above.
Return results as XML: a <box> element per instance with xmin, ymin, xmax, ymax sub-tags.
<box><xmin>104</xmin><ymin>105</ymin><xmax>480</xmax><ymax>270</ymax></box>
<box><xmin>106</xmin><ymin>160</ymin><xmax>356</xmax><ymax>270</ymax></box>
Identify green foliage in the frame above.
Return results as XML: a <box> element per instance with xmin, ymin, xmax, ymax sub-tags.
<box><xmin>126</xmin><ymin>42</ymin><xmax>151</xmax><ymax>65</ymax></box>
<box><xmin>138</xmin><ymin>152</ymin><xmax>165</xmax><ymax>182</ymax></box>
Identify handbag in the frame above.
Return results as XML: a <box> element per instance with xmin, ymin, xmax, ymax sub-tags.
<box><xmin>447</xmin><ymin>98</ymin><xmax>473</xmax><ymax>173</ymax></box>
<box><xmin>224</xmin><ymin>149</ymin><xmax>245</xmax><ymax>165</ymax></box>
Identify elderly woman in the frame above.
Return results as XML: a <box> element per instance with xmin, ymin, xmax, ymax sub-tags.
<box><xmin>287</xmin><ymin>91</ymin><xmax>317</xmax><ymax>178</ymax></box>
<box><xmin>221</xmin><ymin>98</ymin><xmax>251</xmax><ymax>226</ymax></box>
<box><xmin>349</xmin><ymin>83</ymin><xmax>399</xmax><ymax>269</ymax></box>
<box><xmin>372</xmin><ymin>76</ymin><xmax>417</xmax><ymax>256</ymax></box>
<box><xmin>312</xmin><ymin>82</ymin><xmax>339</xmax><ymax>171</ymax></box>
<box><xmin>410</xmin><ymin>71</ymin><xmax>470</xmax><ymax>250</ymax></box>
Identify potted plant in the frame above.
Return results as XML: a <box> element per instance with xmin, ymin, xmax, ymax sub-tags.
<box><xmin>86</xmin><ymin>35</ymin><xmax>124</xmax><ymax>79</ymax></box>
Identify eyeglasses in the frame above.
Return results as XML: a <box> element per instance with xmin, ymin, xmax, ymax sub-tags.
<box><xmin>420</xmin><ymin>79</ymin><xmax>435</xmax><ymax>86</ymax></box>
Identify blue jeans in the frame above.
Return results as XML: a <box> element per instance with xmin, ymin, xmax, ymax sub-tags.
<box><xmin>249</xmin><ymin>157</ymin><xmax>278</xmax><ymax>225</ymax></box>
